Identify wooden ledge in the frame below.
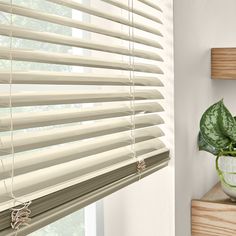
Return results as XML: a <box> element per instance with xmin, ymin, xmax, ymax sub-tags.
<box><xmin>192</xmin><ymin>183</ymin><xmax>236</xmax><ymax>236</ymax></box>
<box><xmin>211</xmin><ymin>48</ymin><xmax>236</xmax><ymax>80</ymax></box>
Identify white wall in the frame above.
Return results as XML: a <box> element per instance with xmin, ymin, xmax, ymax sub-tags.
<box><xmin>103</xmin><ymin>167</ymin><xmax>174</xmax><ymax>236</ymax></box>
<box><xmin>174</xmin><ymin>1</ymin><xmax>236</xmax><ymax>235</ymax></box>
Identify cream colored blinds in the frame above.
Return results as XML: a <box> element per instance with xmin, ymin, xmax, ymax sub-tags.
<box><xmin>0</xmin><ymin>0</ymin><xmax>169</xmax><ymax>233</ymax></box>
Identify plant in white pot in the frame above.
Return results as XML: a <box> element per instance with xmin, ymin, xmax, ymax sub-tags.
<box><xmin>198</xmin><ymin>99</ymin><xmax>236</xmax><ymax>201</ymax></box>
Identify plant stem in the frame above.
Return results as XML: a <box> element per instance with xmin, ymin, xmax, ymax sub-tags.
<box><xmin>220</xmin><ymin>150</ymin><xmax>236</xmax><ymax>156</ymax></box>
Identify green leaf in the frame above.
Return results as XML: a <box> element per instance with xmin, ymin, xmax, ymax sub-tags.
<box><xmin>198</xmin><ymin>132</ymin><xmax>220</xmax><ymax>155</ymax></box>
<box><xmin>200</xmin><ymin>100</ymin><xmax>231</xmax><ymax>149</ymax></box>
<box><xmin>219</xmin><ymin>101</ymin><xmax>236</xmax><ymax>141</ymax></box>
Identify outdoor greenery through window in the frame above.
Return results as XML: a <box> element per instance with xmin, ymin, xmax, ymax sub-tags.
<box><xmin>0</xmin><ymin>0</ymin><xmax>90</xmax><ymax>235</ymax></box>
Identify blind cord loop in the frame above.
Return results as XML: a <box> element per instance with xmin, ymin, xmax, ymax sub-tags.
<box><xmin>7</xmin><ymin>0</ymin><xmax>32</xmax><ymax>230</ymax></box>
<box><xmin>11</xmin><ymin>201</ymin><xmax>32</xmax><ymax>230</ymax></box>
<box><xmin>128</xmin><ymin>0</ymin><xmax>136</xmax><ymax>161</ymax></box>
<box><xmin>137</xmin><ymin>159</ymin><xmax>146</xmax><ymax>180</ymax></box>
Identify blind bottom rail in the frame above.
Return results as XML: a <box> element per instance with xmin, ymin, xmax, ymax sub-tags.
<box><xmin>0</xmin><ymin>150</ymin><xmax>169</xmax><ymax>235</ymax></box>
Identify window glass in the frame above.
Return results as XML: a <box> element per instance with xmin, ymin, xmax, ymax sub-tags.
<box><xmin>29</xmin><ymin>209</ymin><xmax>85</xmax><ymax>236</ymax></box>
<box><xmin>29</xmin><ymin>202</ymin><xmax>102</xmax><ymax>236</ymax></box>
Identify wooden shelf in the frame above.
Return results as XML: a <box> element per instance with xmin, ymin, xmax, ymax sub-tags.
<box><xmin>192</xmin><ymin>183</ymin><xmax>236</xmax><ymax>236</ymax></box>
<box><xmin>211</xmin><ymin>48</ymin><xmax>236</xmax><ymax>79</ymax></box>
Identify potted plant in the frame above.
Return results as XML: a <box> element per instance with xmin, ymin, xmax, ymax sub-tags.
<box><xmin>198</xmin><ymin>99</ymin><xmax>236</xmax><ymax>200</ymax></box>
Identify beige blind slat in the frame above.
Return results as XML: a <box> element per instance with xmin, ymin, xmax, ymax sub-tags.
<box><xmin>0</xmin><ymin>101</ymin><xmax>164</xmax><ymax>130</ymax></box>
<box><xmin>47</xmin><ymin>0</ymin><xmax>162</xmax><ymax>36</ymax></box>
<box><xmin>0</xmin><ymin>24</ymin><xmax>163</xmax><ymax>59</ymax></box>
<box><xmin>0</xmin><ymin>2</ymin><xmax>163</xmax><ymax>48</ymax></box>
<box><xmin>101</xmin><ymin>0</ymin><xmax>162</xmax><ymax>24</ymax></box>
<box><xmin>0</xmin><ymin>71</ymin><xmax>163</xmax><ymax>86</ymax></box>
<box><xmin>0</xmin><ymin>114</ymin><xmax>164</xmax><ymax>154</ymax></box>
<box><xmin>138</xmin><ymin>0</ymin><xmax>162</xmax><ymax>12</ymax></box>
<box><xmin>0</xmin><ymin>89</ymin><xmax>163</xmax><ymax>107</ymax></box>
<box><xmin>0</xmin><ymin>47</ymin><xmax>164</xmax><ymax>74</ymax></box>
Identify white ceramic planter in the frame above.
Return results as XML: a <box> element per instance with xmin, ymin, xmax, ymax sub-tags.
<box><xmin>218</xmin><ymin>155</ymin><xmax>236</xmax><ymax>201</ymax></box>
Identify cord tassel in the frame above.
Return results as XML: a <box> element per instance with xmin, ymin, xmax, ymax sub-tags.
<box><xmin>11</xmin><ymin>201</ymin><xmax>32</xmax><ymax>230</ymax></box>
<box><xmin>137</xmin><ymin>159</ymin><xmax>146</xmax><ymax>174</ymax></box>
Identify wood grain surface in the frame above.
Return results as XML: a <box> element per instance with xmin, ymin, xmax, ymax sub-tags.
<box><xmin>211</xmin><ymin>48</ymin><xmax>236</xmax><ymax>79</ymax></box>
<box><xmin>192</xmin><ymin>183</ymin><xmax>236</xmax><ymax>236</ymax></box>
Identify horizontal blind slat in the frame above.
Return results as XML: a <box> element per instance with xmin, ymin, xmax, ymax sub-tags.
<box><xmin>101</xmin><ymin>0</ymin><xmax>163</xmax><ymax>24</ymax></box>
<box><xmin>0</xmin><ymin>126</ymin><xmax>164</xmax><ymax>178</ymax></box>
<box><xmin>0</xmin><ymin>101</ymin><xmax>164</xmax><ymax>130</ymax></box>
<box><xmin>0</xmin><ymin>71</ymin><xmax>164</xmax><ymax>86</ymax></box>
<box><xmin>0</xmin><ymin>89</ymin><xmax>164</xmax><ymax>107</ymax></box>
<box><xmin>0</xmin><ymin>114</ymin><xmax>164</xmax><ymax>154</ymax></box>
<box><xmin>0</xmin><ymin>47</ymin><xmax>164</xmax><ymax>74</ymax></box>
<box><xmin>138</xmin><ymin>0</ymin><xmax>162</xmax><ymax>12</ymax></box>
<box><xmin>0</xmin><ymin>24</ymin><xmax>163</xmax><ymax>60</ymax></box>
<box><xmin>0</xmin><ymin>2</ymin><xmax>163</xmax><ymax>48</ymax></box>
<box><xmin>47</xmin><ymin>0</ymin><xmax>163</xmax><ymax>36</ymax></box>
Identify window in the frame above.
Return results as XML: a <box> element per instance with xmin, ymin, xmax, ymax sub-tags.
<box><xmin>30</xmin><ymin>208</ymin><xmax>85</xmax><ymax>236</ymax></box>
<box><xmin>29</xmin><ymin>202</ymin><xmax>103</xmax><ymax>236</ymax></box>
<box><xmin>0</xmin><ymin>0</ymin><xmax>169</xmax><ymax>234</ymax></box>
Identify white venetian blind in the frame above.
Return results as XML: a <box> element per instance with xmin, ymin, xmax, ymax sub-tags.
<box><xmin>0</xmin><ymin>0</ymin><xmax>169</xmax><ymax>232</ymax></box>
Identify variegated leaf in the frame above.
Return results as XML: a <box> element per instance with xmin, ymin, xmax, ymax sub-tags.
<box><xmin>200</xmin><ymin>100</ymin><xmax>230</xmax><ymax>149</ymax></box>
<box><xmin>219</xmin><ymin>100</ymin><xmax>236</xmax><ymax>142</ymax></box>
<box><xmin>198</xmin><ymin>132</ymin><xmax>220</xmax><ymax>155</ymax></box>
